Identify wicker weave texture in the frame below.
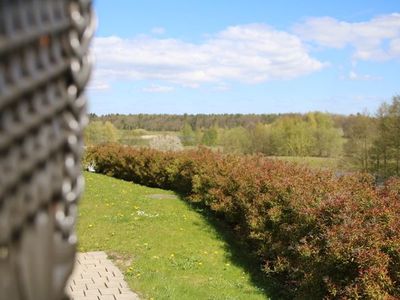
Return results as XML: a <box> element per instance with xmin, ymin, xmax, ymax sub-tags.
<box><xmin>0</xmin><ymin>1</ymin><xmax>94</xmax><ymax>299</ymax></box>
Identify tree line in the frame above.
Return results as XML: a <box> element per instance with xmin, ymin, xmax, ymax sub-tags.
<box><xmin>344</xmin><ymin>96</ymin><xmax>400</xmax><ymax>179</ymax></box>
<box><xmin>89</xmin><ymin>113</ymin><xmax>302</xmax><ymax>131</ymax></box>
<box><xmin>180</xmin><ymin>112</ymin><xmax>343</xmax><ymax>157</ymax></box>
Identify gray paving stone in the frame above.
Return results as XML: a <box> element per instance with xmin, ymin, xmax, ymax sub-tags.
<box><xmin>81</xmin><ymin>272</ymin><xmax>103</xmax><ymax>280</ymax></box>
<box><xmin>118</xmin><ymin>294</ymin><xmax>140</xmax><ymax>300</ymax></box>
<box><xmin>84</xmin><ymin>289</ymin><xmax>101</xmax><ymax>297</ymax></box>
<box><xmin>72</xmin><ymin>283</ymin><xmax>88</xmax><ymax>290</ymax></box>
<box><xmin>72</xmin><ymin>297</ymin><xmax>99</xmax><ymax>300</ymax></box>
<box><xmin>119</xmin><ymin>288</ymin><xmax>135</xmax><ymax>294</ymax></box>
<box><xmin>74</xmin><ymin>279</ymin><xmax>95</xmax><ymax>286</ymax></box>
<box><xmin>66</xmin><ymin>251</ymin><xmax>140</xmax><ymax>300</ymax></box>
<box><xmin>98</xmin><ymin>296</ymin><xmax>116</xmax><ymax>300</ymax></box>
<box><xmin>105</xmin><ymin>280</ymin><xmax>122</xmax><ymax>288</ymax></box>
<box><xmin>118</xmin><ymin>281</ymin><xmax>129</xmax><ymax>288</ymax></box>
<box><xmin>69</xmin><ymin>290</ymin><xmax>85</xmax><ymax>297</ymax></box>
<box><xmin>90</xmin><ymin>251</ymin><xmax>108</xmax><ymax>257</ymax></box>
<box><xmin>99</xmin><ymin>287</ymin><xmax>120</xmax><ymax>295</ymax></box>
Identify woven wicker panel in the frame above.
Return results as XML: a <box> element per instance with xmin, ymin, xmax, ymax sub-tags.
<box><xmin>0</xmin><ymin>1</ymin><xmax>94</xmax><ymax>299</ymax></box>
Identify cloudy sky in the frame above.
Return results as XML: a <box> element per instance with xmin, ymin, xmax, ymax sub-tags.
<box><xmin>89</xmin><ymin>0</ymin><xmax>400</xmax><ymax>115</ymax></box>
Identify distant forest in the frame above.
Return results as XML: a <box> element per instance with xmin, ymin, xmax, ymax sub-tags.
<box><xmin>89</xmin><ymin>113</ymin><xmax>348</xmax><ymax>131</ymax></box>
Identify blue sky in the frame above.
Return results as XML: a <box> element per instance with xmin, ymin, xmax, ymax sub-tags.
<box><xmin>88</xmin><ymin>0</ymin><xmax>400</xmax><ymax>115</ymax></box>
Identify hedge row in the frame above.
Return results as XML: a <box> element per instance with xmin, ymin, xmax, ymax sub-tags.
<box><xmin>86</xmin><ymin>144</ymin><xmax>400</xmax><ymax>299</ymax></box>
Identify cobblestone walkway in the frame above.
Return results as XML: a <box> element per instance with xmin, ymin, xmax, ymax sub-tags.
<box><xmin>66</xmin><ymin>251</ymin><xmax>140</xmax><ymax>300</ymax></box>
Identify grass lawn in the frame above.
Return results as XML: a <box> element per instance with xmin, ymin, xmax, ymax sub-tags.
<box><xmin>78</xmin><ymin>172</ymin><xmax>270</xmax><ymax>299</ymax></box>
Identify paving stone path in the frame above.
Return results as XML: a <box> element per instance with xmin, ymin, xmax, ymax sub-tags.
<box><xmin>66</xmin><ymin>251</ymin><xmax>140</xmax><ymax>300</ymax></box>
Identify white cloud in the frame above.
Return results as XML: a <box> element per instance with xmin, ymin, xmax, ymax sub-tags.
<box><xmin>92</xmin><ymin>24</ymin><xmax>325</xmax><ymax>88</ymax></box>
<box><xmin>352</xmin><ymin>95</ymin><xmax>386</xmax><ymax>103</ymax></box>
<box><xmin>213</xmin><ymin>83</ymin><xmax>230</xmax><ymax>91</ymax></box>
<box><xmin>348</xmin><ymin>70</ymin><xmax>381</xmax><ymax>81</ymax></box>
<box><xmin>151</xmin><ymin>27</ymin><xmax>166</xmax><ymax>35</ymax></box>
<box><xmin>142</xmin><ymin>84</ymin><xmax>175</xmax><ymax>93</ymax></box>
<box><xmin>390</xmin><ymin>38</ymin><xmax>400</xmax><ymax>56</ymax></box>
<box><xmin>294</xmin><ymin>13</ymin><xmax>400</xmax><ymax>61</ymax></box>
<box><xmin>87</xmin><ymin>79</ymin><xmax>110</xmax><ymax>91</ymax></box>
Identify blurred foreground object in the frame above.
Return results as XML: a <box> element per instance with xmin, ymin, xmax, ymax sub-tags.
<box><xmin>0</xmin><ymin>0</ymin><xmax>94</xmax><ymax>299</ymax></box>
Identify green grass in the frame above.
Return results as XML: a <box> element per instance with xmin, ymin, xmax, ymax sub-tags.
<box><xmin>78</xmin><ymin>172</ymin><xmax>270</xmax><ymax>300</ymax></box>
<box><xmin>269</xmin><ymin>155</ymin><xmax>341</xmax><ymax>170</ymax></box>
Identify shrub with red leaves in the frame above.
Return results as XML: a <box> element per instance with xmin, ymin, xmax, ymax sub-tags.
<box><xmin>87</xmin><ymin>144</ymin><xmax>400</xmax><ymax>299</ymax></box>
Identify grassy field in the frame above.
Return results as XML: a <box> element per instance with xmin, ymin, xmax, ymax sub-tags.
<box><xmin>269</xmin><ymin>156</ymin><xmax>341</xmax><ymax>170</ymax></box>
<box><xmin>78</xmin><ymin>172</ymin><xmax>271</xmax><ymax>299</ymax></box>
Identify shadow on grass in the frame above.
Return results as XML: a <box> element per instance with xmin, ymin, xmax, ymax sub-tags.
<box><xmin>179</xmin><ymin>196</ymin><xmax>289</xmax><ymax>300</ymax></box>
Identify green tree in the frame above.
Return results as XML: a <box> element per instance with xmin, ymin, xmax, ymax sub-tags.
<box><xmin>84</xmin><ymin>121</ymin><xmax>102</xmax><ymax>145</ymax></box>
<box><xmin>270</xmin><ymin>117</ymin><xmax>314</xmax><ymax>156</ymax></box>
<box><xmin>307</xmin><ymin>112</ymin><xmax>343</xmax><ymax>157</ymax></box>
<box><xmin>180</xmin><ymin>123</ymin><xmax>196</xmax><ymax>146</ymax></box>
<box><xmin>84</xmin><ymin>121</ymin><xmax>119</xmax><ymax>145</ymax></box>
<box><xmin>373</xmin><ymin>96</ymin><xmax>400</xmax><ymax>177</ymax></box>
<box><xmin>387</xmin><ymin>97</ymin><xmax>400</xmax><ymax>175</ymax></box>
<box><xmin>194</xmin><ymin>128</ymin><xmax>203</xmax><ymax>145</ymax></box>
<box><xmin>220</xmin><ymin>127</ymin><xmax>252</xmax><ymax>153</ymax></box>
<box><xmin>201</xmin><ymin>126</ymin><xmax>218</xmax><ymax>146</ymax></box>
<box><xmin>249</xmin><ymin>123</ymin><xmax>275</xmax><ymax>155</ymax></box>
<box><xmin>104</xmin><ymin>121</ymin><xmax>119</xmax><ymax>143</ymax></box>
<box><xmin>343</xmin><ymin>114</ymin><xmax>376</xmax><ymax>172</ymax></box>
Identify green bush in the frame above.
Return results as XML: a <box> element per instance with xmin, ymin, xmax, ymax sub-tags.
<box><xmin>86</xmin><ymin>144</ymin><xmax>400</xmax><ymax>299</ymax></box>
